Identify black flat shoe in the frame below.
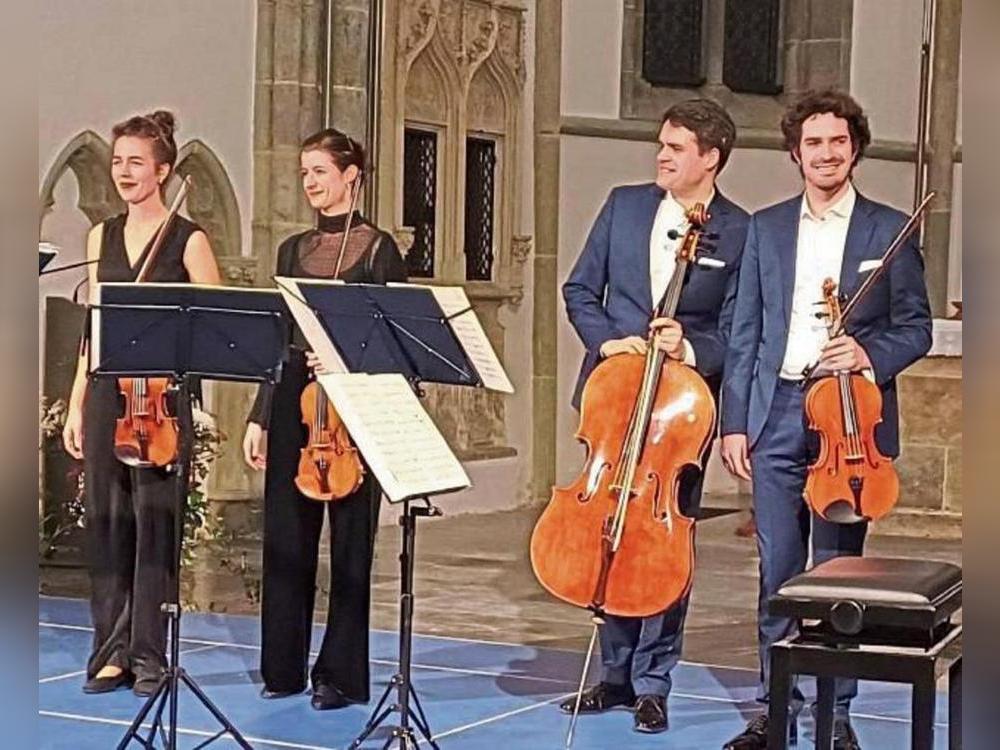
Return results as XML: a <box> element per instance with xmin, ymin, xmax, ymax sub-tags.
<box><xmin>633</xmin><ymin>694</ymin><xmax>668</xmax><ymax>733</ymax></box>
<box><xmin>82</xmin><ymin>670</ymin><xmax>134</xmax><ymax>694</ymax></box>
<box><xmin>558</xmin><ymin>682</ymin><xmax>636</xmax><ymax>714</ymax></box>
<box><xmin>132</xmin><ymin>675</ymin><xmax>163</xmax><ymax>698</ymax></box>
<box><xmin>260</xmin><ymin>685</ymin><xmax>305</xmax><ymax>699</ymax></box>
<box><xmin>310</xmin><ymin>683</ymin><xmax>353</xmax><ymax>711</ymax></box>
<box><xmin>722</xmin><ymin>713</ymin><xmax>798</xmax><ymax>749</ymax></box>
<box><xmin>833</xmin><ymin>719</ymin><xmax>862</xmax><ymax>750</ymax></box>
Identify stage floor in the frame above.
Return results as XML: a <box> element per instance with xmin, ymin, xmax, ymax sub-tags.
<box><xmin>39</xmin><ymin>596</ymin><xmax>949</xmax><ymax>749</ymax></box>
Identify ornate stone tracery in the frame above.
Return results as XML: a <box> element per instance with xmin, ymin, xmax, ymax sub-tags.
<box><xmin>381</xmin><ymin>0</ymin><xmax>530</xmax><ymax>459</ymax></box>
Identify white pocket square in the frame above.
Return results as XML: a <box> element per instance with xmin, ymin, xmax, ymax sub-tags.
<box><xmin>858</xmin><ymin>259</ymin><xmax>882</xmax><ymax>272</ymax></box>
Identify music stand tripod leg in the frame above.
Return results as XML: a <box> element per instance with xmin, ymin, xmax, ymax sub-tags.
<box><xmin>352</xmin><ymin>498</ymin><xmax>441</xmax><ymax>750</ymax></box>
<box><xmin>115</xmin><ymin>377</ymin><xmax>253</xmax><ymax>750</ymax></box>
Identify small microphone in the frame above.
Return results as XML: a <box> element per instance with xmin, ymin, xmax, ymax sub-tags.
<box><xmin>695</xmin><ymin>257</ymin><xmax>725</xmax><ymax>268</ymax></box>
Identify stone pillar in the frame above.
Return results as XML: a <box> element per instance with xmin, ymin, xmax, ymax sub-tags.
<box><xmin>922</xmin><ymin>0</ymin><xmax>962</xmax><ymax>316</ymax></box>
<box><xmin>532</xmin><ymin>0</ymin><xmax>561</xmax><ymax>501</ymax></box>
<box><xmin>253</xmin><ymin>0</ymin><xmax>325</xmax><ymax>283</ymax></box>
<box><xmin>327</xmin><ymin>0</ymin><xmax>371</xmax><ymax>142</ymax></box>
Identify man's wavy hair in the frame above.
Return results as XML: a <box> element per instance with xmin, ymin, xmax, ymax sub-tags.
<box><xmin>780</xmin><ymin>89</ymin><xmax>871</xmax><ymax>166</ymax></box>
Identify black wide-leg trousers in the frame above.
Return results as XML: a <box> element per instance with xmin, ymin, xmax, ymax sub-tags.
<box><xmin>83</xmin><ymin>377</ymin><xmax>191</xmax><ymax>682</ymax></box>
<box><xmin>259</xmin><ymin>356</ymin><xmax>381</xmax><ymax>701</ymax></box>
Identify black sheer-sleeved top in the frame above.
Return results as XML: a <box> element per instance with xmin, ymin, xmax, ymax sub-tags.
<box><xmin>247</xmin><ymin>212</ymin><xmax>408</xmax><ymax>425</ymax></box>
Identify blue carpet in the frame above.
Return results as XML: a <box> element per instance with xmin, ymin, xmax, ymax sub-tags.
<box><xmin>39</xmin><ymin>596</ymin><xmax>949</xmax><ymax>749</ymax></box>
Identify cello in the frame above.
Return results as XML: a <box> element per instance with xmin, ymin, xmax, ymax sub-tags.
<box><xmin>530</xmin><ymin>204</ymin><xmax>716</xmax><ymax>745</ymax></box>
<box><xmin>801</xmin><ymin>191</ymin><xmax>935</xmax><ymax>523</ymax></box>
<box><xmin>112</xmin><ymin>177</ymin><xmax>192</xmax><ymax>468</ymax></box>
<box><xmin>293</xmin><ymin>174</ymin><xmax>365</xmax><ymax>501</ymax></box>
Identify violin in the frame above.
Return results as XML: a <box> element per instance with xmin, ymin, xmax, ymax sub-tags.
<box><xmin>803</xmin><ymin>279</ymin><xmax>898</xmax><ymax>523</ymax></box>
<box><xmin>112</xmin><ymin>177</ymin><xmax>191</xmax><ymax>468</ymax></box>
<box><xmin>293</xmin><ymin>174</ymin><xmax>365</xmax><ymax>501</ymax></box>
<box><xmin>295</xmin><ymin>381</ymin><xmax>364</xmax><ymax>501</ymax></box>
<box><xmin>530</xmin><ymin>204</ymin><xmax>716</xmax><ymax>744</ymax></box>
<box><xmin>800</xmin><ymin>192</ymin><xmax>935</xmax><ymax>523</ymax></box>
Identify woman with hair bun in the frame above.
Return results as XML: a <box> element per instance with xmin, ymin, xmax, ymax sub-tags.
<box><xmin>242</xmin><ymin>128</ymin><xmax>406</xmax><ymax>710</ymax></box>
<box><xmin>62</xmin><ymin>110</ymin><xmax>221</xmax><ymax>697</ymax></box>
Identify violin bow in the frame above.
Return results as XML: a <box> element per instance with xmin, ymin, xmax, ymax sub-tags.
<box><xmin>801</xmin><ymin>191</ymin><xmax>935</xmax><ymax>381</ymax></box>
<box><xmin>135</xmin><ymin>175</ymin><xmax>193</xmax><ymax>283</ymax></box>
<box><xmin>831</xmin><ymin>190</ymin><xmax>935</xmax><ymax>337</ymax></box>
<box><xmin>332</xmin><ymin>171</ymin><xmax>364</xmax><ymax>279</ymax></box>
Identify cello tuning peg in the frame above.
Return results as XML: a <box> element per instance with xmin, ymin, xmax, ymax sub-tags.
<box><xmin>703</xmin><ymin>232</ymin><xmax>720</xmax><ymax>241</ymax></box>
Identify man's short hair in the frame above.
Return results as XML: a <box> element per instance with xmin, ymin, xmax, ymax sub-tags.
<box><xmin>780</xmin><ymin>89</ymin><xmax>872</xmax><ymax>165</ymax></box>
<box><xmin>660</xmin><ymin>98</ymin><xmax>737</xmax><ymax>173</ymax></box>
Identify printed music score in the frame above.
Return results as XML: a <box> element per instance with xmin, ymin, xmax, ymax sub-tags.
<box><xmin>393</xmin><ymin>283</ymin><xmax>514</xmax><ymax>393</ymax></box>
<box><xmin>275</xmin><ymin>277</ymin><xmax>349</xmax><ymax>373</ymax></box>
<box><xmin>317</xmin><ymin>373</ymin><xmax>471</xmax><ymax>502</ymax></box>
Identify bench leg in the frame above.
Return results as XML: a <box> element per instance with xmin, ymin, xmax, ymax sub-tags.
<box><xmin>912</xmin><ymin>676</ymin><xmax>936</xmax><ymax>750</ymax></box>
<box><xmin>768</xmin><ymin>645</ymin><xmax>792</xmax><ymax>750</ymax></box>
<box><xmin>816</xmin><ymin>675</ymin><xmax>836</xmax><ymax>750</ymax></box>
<box><xmin>948</xmin><ymin>658</ymin><xmax>961</xmax><ymax>749</ymax></box>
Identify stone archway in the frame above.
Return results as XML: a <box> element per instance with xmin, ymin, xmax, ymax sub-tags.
<box><xmin>39</xmin><ymin>130</ymin><xmax>123</xmax><ymax>227</ymax></box>
<box><xmin>175</xmin><ymin>139</ymin><xmax>242</xmax><ymax>262</ymax></box>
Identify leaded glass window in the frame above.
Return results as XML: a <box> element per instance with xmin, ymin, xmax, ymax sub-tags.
<box><xmin>464</xmin><ymin>137</ymin><xmax>497</xmax><ymax>281</ymax></box>
<box><xmin>402</xmin><ymin>128</ymin><xmax>437</xmax><ymax>278</ymax></box>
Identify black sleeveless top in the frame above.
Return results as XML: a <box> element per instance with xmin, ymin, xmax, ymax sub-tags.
<box><xmin>98</xmin><ymin>213</ymin><xmax>201</xmax><ymax>283</ymax></box>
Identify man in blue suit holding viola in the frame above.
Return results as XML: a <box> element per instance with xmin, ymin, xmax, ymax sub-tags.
<box><xmin>719</xmin><ymin>90</ymin><xmax>932</xmax><ymax>750</ymax></box>
<box><xmin>560</xmin><ymin>98</ymin><xmax>749</xmax><ymax>735</ymax></box>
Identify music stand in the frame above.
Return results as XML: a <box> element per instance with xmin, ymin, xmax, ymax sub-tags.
<box><xmin>88</xmin><ymin>282</ymin><xmax>290</xmax><ymax>750</ymax></box>
<box><xmin>39</xmin><ymin>243</ymin><xmax>58</xmax><ymax>272</ymax></box>
<box><xmin>276</xmin><ymin>279</ymin><xmax>509</xmax><ymax>750</ymax></box>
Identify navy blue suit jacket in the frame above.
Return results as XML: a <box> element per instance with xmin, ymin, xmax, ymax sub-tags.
<box><xmin>720</xmin><ymin>191</ymin><xmax>932</xmax><ymax>457</ymax></box>
<box><xmin>564</xmin><ymin>183</ymin><xmax>750</xmax><ymax>409</ymax></box>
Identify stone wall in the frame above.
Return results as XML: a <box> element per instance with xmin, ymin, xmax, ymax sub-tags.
<box><xmin>882</xmin><ymin>356</ymin><xmax>962</xmax><ymax>538</ymax></box>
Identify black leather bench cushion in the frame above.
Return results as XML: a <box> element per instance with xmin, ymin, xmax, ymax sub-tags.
<box><xmin>776</xmin><ymin>557</ymin><xmax>961</xmax><ymax>607</ymax></box>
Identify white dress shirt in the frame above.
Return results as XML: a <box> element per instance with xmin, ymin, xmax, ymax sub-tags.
<box><xmin>779</xmin><ymin>184</ymin><xmax>857</xmax><ymax>379</ymax></box>
<box><xmin>649</xmin><ymin>190</ymin><xmax>712</xmax><ymax>366</ymax></box>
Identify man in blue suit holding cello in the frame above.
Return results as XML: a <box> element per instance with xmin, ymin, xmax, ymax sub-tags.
<box><xmin>720</xmin><ymin>90</ymin><xmax>932</xmax><ymax>750</ymax></box>
<box><xmin>560</xmin><ymin>98</ymin><xmax>750</xmax><ymax>734</ymax></box>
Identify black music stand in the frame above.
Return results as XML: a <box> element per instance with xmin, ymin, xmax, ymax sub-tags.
<box><xmin>291</xmin><ymin>281</ymin><xmax>483</xmax><ymax>390</ymax></box>
<box><xmin>281</xmin><ymin>281</ymin><xmax>486</xmax><ymax>750</ymax></box>
<box><xmin>88</xmin><ymin>283</ymin><xmax>290</xmax><ymax>750</ymax></box>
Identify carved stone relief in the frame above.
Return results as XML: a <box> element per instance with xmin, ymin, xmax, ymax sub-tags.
<box><xmin>385</xmin><ymin>0</ymin><xmax>529</xmax><ymax>460</ymax></box>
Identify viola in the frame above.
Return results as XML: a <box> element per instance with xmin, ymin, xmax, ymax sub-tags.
<box><xmin>531</xmin><ymin>204</ymin><xmax>717</xmax><ymax>745</ymax></box>
<box><xmin>295</xmin><ymin>380</ymin><xmax>364</xmax><ymax>501</ymax></box>
<box><xmin>799</xmin><ymin>192</ymin><xmax>936</xmax><ymax>523</ymax></box>
<box><xmin>112</xmin><ymin>177</ymin><xmax>191</xmax><ymax>468</ymax></box>
<box><xmin>293</xmin><ymin>175</ymin><xmax>365</xmax><ymax>501</ymax></box>
<box><xmin>803</xmin><ymin>279</ymin><xmax>898</xmax><ymax>523</ymax></box>
<box><xmin>113</xmin><ymin>377</ymin><xmax>178</xmax><ymax>468</ymax></box>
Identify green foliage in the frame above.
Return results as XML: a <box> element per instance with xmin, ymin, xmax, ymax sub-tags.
<box><xmin>39</xmin><ymin>397</ymin><xmax>227</xmax><ymax>566</ymax></box>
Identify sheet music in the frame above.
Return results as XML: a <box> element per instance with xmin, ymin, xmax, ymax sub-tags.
<box><xmin>318</xmin><ymin>373</ymin><xmax>471</xmax><ymax>502</ymax></box>
<box><xmin>275</xmin><ymin>276</ymin><xmax>349</xmax><ymax>374</ymax></box>
<box><xmin>392</xmin><ymin>283</ymin><xmax>514</xmax><ymax>393</ymax></box>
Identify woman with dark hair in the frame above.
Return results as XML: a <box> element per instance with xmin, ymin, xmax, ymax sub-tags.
<box><xmin>62</xmin><ymin>110</ymin><xmax>221</xmax><ymax>697</ymax></box>
<box><xmin>242</xmin><ymin>128</ymin><xmax>406</xmax><ymax>710</ymax></box>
